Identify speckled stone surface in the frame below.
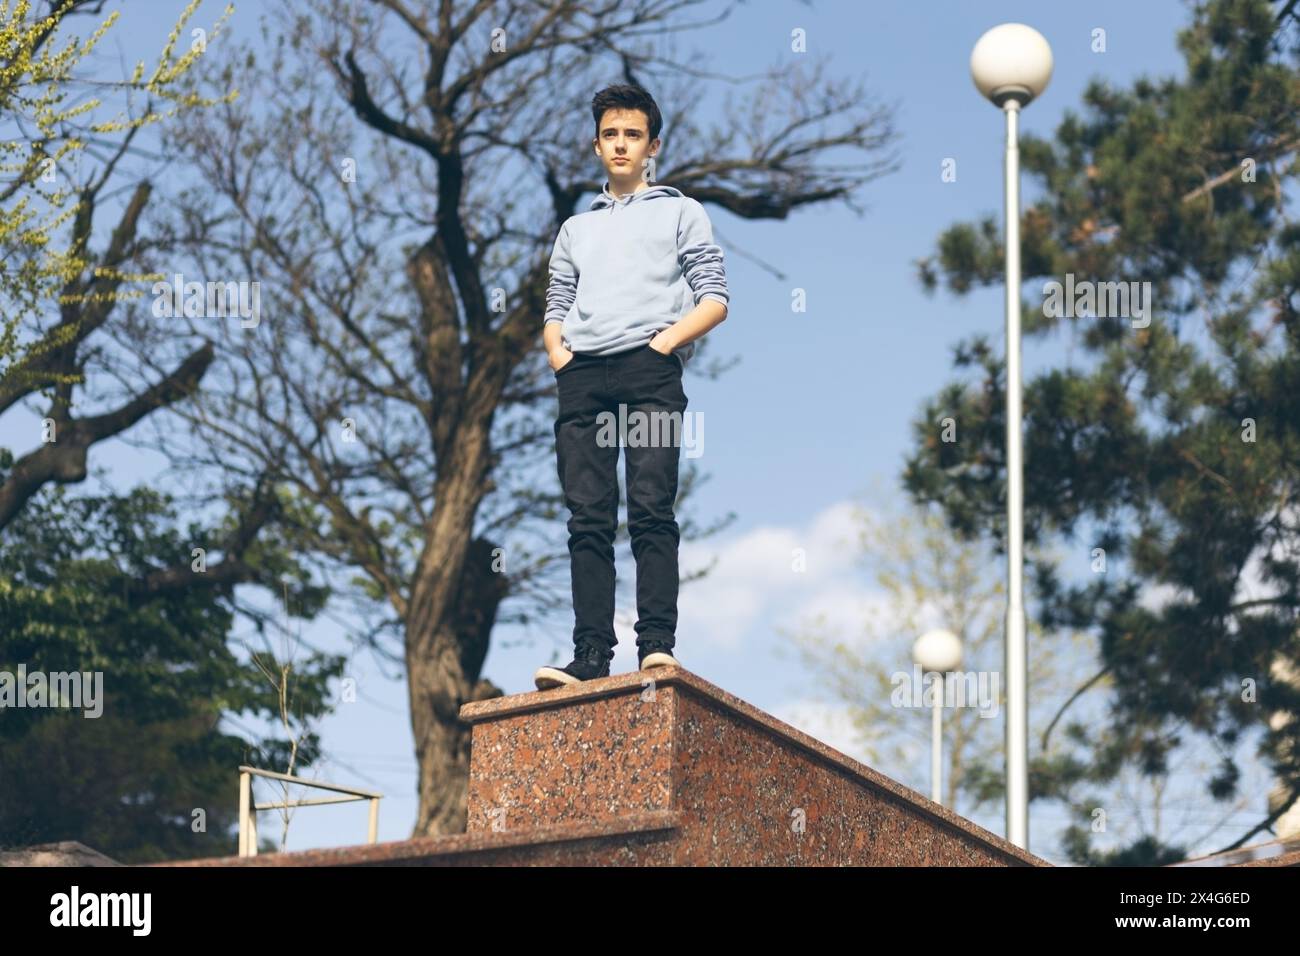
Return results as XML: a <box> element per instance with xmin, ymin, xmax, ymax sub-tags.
<box><xmin>1172</xmin><ymin>836</ymin><xmax>1300</xmax><ymax>867</ymax></box>
<box><xmin>155</xmin><ymin>666</ymin><xmax>1050</xmax><ymax>866</ymax></box>
<box><xmin>0</xmin><ymin>840</ymin><xmax>122</xmax><ymax>867</ymax></box>
<box><xmin>459</xmin><ymin>667</ymin><xmax>1045</xmax><ymax>866</ymax></box>
<box><xmin>1235</xmin><ymin>850</ymin><xmax>1300</xmax><ymax>867</ymax></box>
<box><xmin>153</xmin><ymin>812</ymin><xmax>681</xmax><ymax>867</ymax></box>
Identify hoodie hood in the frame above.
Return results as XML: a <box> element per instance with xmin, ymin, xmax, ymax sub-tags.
<box><xmin>590</xmin><ymin>181</ymin><xmax>684</xmax><ymax>213</ymax></box>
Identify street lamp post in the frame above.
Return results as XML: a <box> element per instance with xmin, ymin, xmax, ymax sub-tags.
<box><xmin>969</xmin><ymin>23</ymin><xmax>1053</xmax><ymax>851</ymax></box>
<box><xmin>913</xmin><ymin>629</ymin><xmax>963</xmax><ymax>807</ymax></box>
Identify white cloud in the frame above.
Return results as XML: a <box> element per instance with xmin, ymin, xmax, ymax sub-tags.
<box><xmin>768</xmin><ymin>698</ymin><xmax>867</xmax><ymax>763</ymax></box>
<box><xmin>775</xmin><ymin>584</ymin><xmax>894</xmax><ymax>649</ymax></box>
<box><xmin>604</xmin><ymin>495</ymin><xmax>978</xmax><ymax>677</ymax></box>
<box><xmin>805</xmin><ymin>499</ymin><xmax>869</xmax><ymax>558</ymax></box>
<box><xmin>666</xmin><ymin>500</ymin><xmax>881</xmax><ymax>650</ymax></box>
<box><xmin>622</xmin><ymin>498</ymin><xmax>955</xmax><ymax>655</ymax></box>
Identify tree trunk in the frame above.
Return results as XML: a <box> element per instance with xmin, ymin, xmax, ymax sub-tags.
<box><xmin>406</xmin><ymin>501</ymin><xmax>507</xmax><ymax>835</ymax></box>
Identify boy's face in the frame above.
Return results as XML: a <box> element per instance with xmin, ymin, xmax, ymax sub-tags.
<box><xmin>593</xmin><ymin>108</ymin><xmax>659</xmax><ymax>184</ymax></box>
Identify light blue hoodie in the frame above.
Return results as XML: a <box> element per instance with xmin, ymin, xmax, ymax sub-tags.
<box><xmin>544</xmin><ymin>181</ymin><xmax>728</xmax><ymax>371</ymax></box>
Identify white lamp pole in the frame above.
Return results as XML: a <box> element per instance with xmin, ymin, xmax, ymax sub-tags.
<box><xmin>913</xmin><ymin>629</ymin><xmax>963</xmax><ymax>806</ymax></box>
<box><xmin>970</xmin><ymin>23</ymin><xmax>1053</xmax><ymax>851</ymax></box>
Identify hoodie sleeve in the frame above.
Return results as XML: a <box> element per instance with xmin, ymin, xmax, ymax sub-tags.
<box><xmin>677</xmin><ymin>198</ymin><xmax>729</xmax><ymax>310</ymax></box>
<box><xmin>545</xmin><ymin>221</ymin><xmax>577</xmax><ymax>325</ymax></box>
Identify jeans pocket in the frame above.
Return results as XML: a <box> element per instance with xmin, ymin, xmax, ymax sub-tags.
<box><xmin>645</xmin><ymin>343</ymin><xmax>678</xmax><ymax>365</ymax></box>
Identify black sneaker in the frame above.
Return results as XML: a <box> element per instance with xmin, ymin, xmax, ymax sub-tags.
<box><xmin>638</xmin><ymin>640</ymin><xmax>679</xmax><ymax>671</ymax></box>
<box><xmin>534</xmin><ymin>643</ymin><xmax>612</xmax><ymax>690</ymax></box>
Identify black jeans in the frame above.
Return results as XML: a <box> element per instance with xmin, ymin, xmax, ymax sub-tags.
<box><xmin>553</xmin><ymin>342</ymin><xmax>688</xmax><ymax>660</ymax></box>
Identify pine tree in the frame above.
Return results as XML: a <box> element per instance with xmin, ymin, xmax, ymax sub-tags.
<box><xmin>907</xmin><ymin>0</ymin><xmax>1300</xmax><ymax>860</ymax></box>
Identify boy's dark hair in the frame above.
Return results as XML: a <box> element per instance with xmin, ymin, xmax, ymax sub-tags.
<box><xmin>591</xmin><ymin>84</ymin><xmax>662</xmax><ymax>142</ymax></box>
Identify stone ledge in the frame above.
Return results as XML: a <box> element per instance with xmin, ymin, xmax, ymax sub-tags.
<box><xmin>462</xmin><ymin>666</ymin><xmax>1046</xmax><ymax>866</ymax></box>
<box><xmin>151</xmin><ymin>810</ymin><xmax>682</xmax><ymax>866</ymax></box>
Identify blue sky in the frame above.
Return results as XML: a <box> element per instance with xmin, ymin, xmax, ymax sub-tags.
<box><xmin>12</xmin><ymin>0</ymin><xmax>1285</xmax><ymax>863</ymax></box>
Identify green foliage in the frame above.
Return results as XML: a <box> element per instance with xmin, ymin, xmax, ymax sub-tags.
<box><xmin>1062</xmin><ymin>829</ymin><xmax>1188</xmax><ymax>867</ymax></box>
<box><xmin>0</xmin><ymin>483</ymin><xmax>345</xmax><ymax>862</ymax></box>
<box><xmin>906</xmin><ymin>0</ymin><xmax>1300</xmax><ymax>862</ymax></box>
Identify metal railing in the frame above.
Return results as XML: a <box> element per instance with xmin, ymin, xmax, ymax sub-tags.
<box><xmin>238</xmin><ymin>765</ymin><xmax>383</xmax><ymax>857</ymax></box>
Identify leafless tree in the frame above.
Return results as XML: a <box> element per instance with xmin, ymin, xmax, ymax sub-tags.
<box><xmin>131</xmin><ymin>0</ymin><xmax>901</xmax><ymax>836</ymax></box>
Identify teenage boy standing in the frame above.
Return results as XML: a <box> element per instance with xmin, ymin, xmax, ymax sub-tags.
<box><xmin>535</xmin><ymin>84</ymin><xmax>729</xmax><ymax>690</ymax></box>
